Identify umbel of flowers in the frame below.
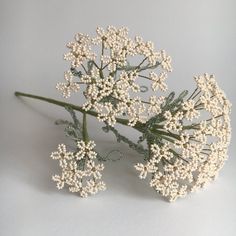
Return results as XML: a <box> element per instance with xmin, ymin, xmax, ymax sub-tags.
<box><xmin>51</xmin><ymin>141</ymin><xmax>106</xmax><ymax>197</ymax></box>
<box><xmin>15</xmin><ymin>26</ymin><xmax>231</xmax><ymax>202</ymax></box>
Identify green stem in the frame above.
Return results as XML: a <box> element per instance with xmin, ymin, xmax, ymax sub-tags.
<box><xmin>15</xmin><ymin>91</ymin><xmax>191</xmax><ymax>163</ymax></box>
<box><xmin>151</xmin><ymin>129</ymin><xmax>180</xmax><ymax>140</ymax></box>
<box><xmin>82</xmin><ymin>112</ymin><xmax>89</xmax><ymax>143</ymax></box>
<box><xmin>81</xmin><ymin>64</ymin><xmax>88</xmax><ymax>74</ymax></box>
<box><xmin>15</xmin><ymin>91</ymin><xmax>181</xmax><ymax>145</ymax></box>
<box><xmin>14</xmin><ymin>91</ymin><xmax>129</xmax><ymax>126</ymax></box>
<box><xmin>100</xmin><ymin>41</ymin><xmax>104</xmax><ymax>69</ymax></box>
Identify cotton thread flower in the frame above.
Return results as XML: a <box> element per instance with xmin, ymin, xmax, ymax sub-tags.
<box><xmin>133</xmin><ymin>73</ymin><xmax>231</xmax><ymax>202</ymax></box>
<box><xmin>182</xmin><ymin>99</ymin><xmax>200</xmax><ymax>120</ymax></box>
<box><xmin>54</xmin><ymin>27</ymin><xmax>232</xmax><ymax>202</ymax></box>
<box><xmin>15</xmin><ymin>26</ymin><xmax>231</xmax><ymax>203</ymax></box>
<box><xmin>51</xmin><ymin>140</ymin><xmax>106</xmax><ymax>197</ymax></box>
<box><xmin>134</xmin><ymin>162</ymin><xmax>157</xmax><ymax>179</ymax></box>
<box><xmin>56</xmin><ymin>71</ymin><xmax>80</xmax><ymax>98</ymax></box>
<box><xmin>58</xmin><ymin>26</ymin><xmax>171</xmax><ymax>127</ymax></box>
<box><xmin>76</xmin><ymin>140</ymin><xmax>97</xmax><ymax>160</ymax></box>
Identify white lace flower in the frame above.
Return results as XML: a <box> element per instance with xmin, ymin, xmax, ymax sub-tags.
<box><xmin>169</xmin><ymin>185</ymin><xmax>187</xmax><ymax>202</ymax></box>
<box><xmin>174</xmin><ymin>133</ymin><xmax>190</xmax><ymax>149</ymax></box>
<box><xmin>60</xmin><ymin>26</ymin><xmax>173</xmax><ymax>127</ymax></box>
<box><xmin>127</xmin><ymin>98</ymin><xmax>147</xmax><ymax>126</ymax></box>
<box><xmin>148</xmin><ymin>96</ymin><xmax>165</xmax><ymax>115</ymax></box>
<box><xmin>52</xmin><ymin>165</ymin><xmax>76</xmax><ymax>190</ymax></box>
<box><xmin>96</xmin><ymin>76</ymin><xmax>115</xmax><ymax>99</ymax></box>
<box><xmin>182</xmin><ymin>99</ymin><xmax>200</xmax><ymax>120</ymax></box>
<box><xmin>151</xmin><ymin>143</ymin><xmax>173</xmax><ymax>162</ymax></box>
<box><xmin>163</xmin><ymin>111</ymin><xmax>183</xmax><ymax>131</ymax></box>
<box><xmin>52</xmin><ymin>175</ymin><xmax>65</xmax><ymax>189</ymax></box>
<box><xmin>81</xmin><ymin>74</ymin><xmax>92</xmax><ymax>83</ymax></box>
<box><xmin>200</xmin><ymin>92</ymin><xmax>220</xmax><ymax>116</ymax></box>
<box><xmin>69</xmin><ymin>181</ymin><xmax>88</xmax><ymax>198</ymax></box>
<box><xmin>86</xmin><ymin>160</ymin><xmax>104</xmax><ymax>179</ymax></box>
<box><xmin>64</xmin><ymin>41</ymin><xmax>95</xmax><ymax>68</ymax></box>
<box><xmin>134</xmin><ymin>162</ymin><xmax>157</xmax><ymax>179</ymax></box>
<box><xmin>150</xmin><ymin>172</ymin><xmax>179</xmax><ymax>199</ymax></box>
<box><xmin>134</xmin><ymin>37</ymin><xmax>159</xmax><ymax>65</ymax></box>
<box><xmin>53</xmin><ymin>27</ymin><xmax>232</xmax><ymax>202</ymax></box>
<box><xmin>51</xmin><ymin>140</ymin><xmax>106</xmax><ymax>198</ymax></box>
<box><xmin>56</xmin><ymin>71</ymin><xmax>80</xmax><ymax>98</ymax></box>
<box><xmin>119</xmin><ymin>71</ymin><xmax>140</xmax><ymax>92</ymax></box>
<box><xmin>193</xmin><ymin>121</ymin><xmax>208</xmax><ymax>143</ymax></box>
<box><xmin>164</xmin><ymin>160</ymin><xmax>194</xmax><ymax>183</ymax></box>
<box><xmin>51</xmin><ymin>144</ymin><xmax>74</xmax><ymax>160</ymax></box>
<box><xmin>86</xmin><ymin>179</ymin><xmax>106</xmax><ymax>195</ymax></box>
<box><xmin>150</xmin><ymin>71</ymin><xmax>168</xmax><ymax>91</ymax></box>
<box><xmin>96</xmin><ymin>102</ymin><xmax>120</xmax><ymax>126</ymax></box>
<box><xmin>158</xmin><ymin>50</ymin><xmax>172</xmax><ymax>72</ymax></box>
<box><xmin>76</xmin><ymin>140</ymin><xmax>97</xmax><ymax>160</ymax></box>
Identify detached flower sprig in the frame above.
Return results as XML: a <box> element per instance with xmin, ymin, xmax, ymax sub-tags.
<box><xmin>15</xmin><ymin>26</ymin><xmax>231</xmax><ymax>202</ymax></box>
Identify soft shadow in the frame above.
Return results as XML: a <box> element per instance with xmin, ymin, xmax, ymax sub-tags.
<box><xmin>9</xmin><ymin>97</ymin><xmax>163</xmax><ymax>200</ymax></box>
<box><xmin>97</xmin><ymin>139</ymin><xmax>163</xmax><ymax>201</ymax></box>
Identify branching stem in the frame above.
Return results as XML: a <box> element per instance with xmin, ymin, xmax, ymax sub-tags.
<box><xmin>82</xmin><ymin>112</ymin><xmax>89</xmax><ymax>143</ymax></box>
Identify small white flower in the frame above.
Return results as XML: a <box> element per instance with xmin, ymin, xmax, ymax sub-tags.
<box><xmin>86</xmin><ymin>179</ymin><xmax>106</xmax><ymax>195</ymax></box>
<box><xmin>182</xmin><ymin>99</ymin><xmax>200</xmax><ymax>120</ymax></box>
<box><xmin>164</xmin><ymin>160</ymin><xmax>194</xmax><ymax>183</ymax></box>
<box><xmin>64</xmin><ymin>42</ymin><xmax>95</xmax><ymax>68</ymax></box>
<box><xmin>69</xmin><ymin>181</ymin><xmax>89</xmax><ymax>198</ymax></box>
<box><xmin>150</xmin><ymin>71</ymin><xmax>168</xmax><ymax>92</ymax></box>
<box><xmin>51</xmin><ymin>141</ymin><xmax>106</xmax><ymax>197</ymax></box>
<box><xmin>134</xmin><ymin>162</ymin><xmax>157</xmax><ymax>179</ymax></box>
<box><xmin>127</xmin><ymin>98</ymin><xmax>147</xmax><ymax>126</ymax></box>
<box><xmin>148</xmin><ymin>96</ymin><xmax>165</xmax><ymax>115</ymax></box>
<box><xmin>200</xmin><ymin>92</ymin><xmax>220</xmax><ymax>115</ymax></box>
<box><xmin>56</xmin><ymin>71</ymin><xmax>80</xmax><ymax>98</ymax></box>
<box><xmin>164</xmin><ymin>111</ymin><xmax>183</xmax><ymax>131</ymax></box>
<box><xmin>54</xmin><ymin>28</ymin><xmax>232</xmax><ymax>202</ymax></box>
<box><xmin>81</xmin><ymin>75</ymin><xmax>92</xmax><ymax>83</ymax></box>
<box><xmin>51</xmin><ymin>144</ymin><xmax>74</xmax><ymax>160</ymax></box>
<box><xmin>158</xmin><ymin>50</ymin><xmax>172</xmax><ymax>72</ymax></box>
<box><xmin>52</xmin><ymin>175</ymin><xmax>65</xmax><ymax>189</ymax></box>
<box><xmin>86</xmin><ymin>160</ymin><xmax>104</xmax><ymax>179</ymax></box>
<box><xmin>174</xmin><ymin>133</ymin><xmax>190</xmax><ymax>149</ymax></box>
<box><xmin>169</xmin><ymin>185</ymin><xmax>188</xmax><ymax>202</ymax></box>
<box><xmin>76</xmin><ymin>140</ymin><xmax>97</xmax><ymax>160</ymax></box>
<box><xmin>96</xmin><ymin>102</ymin><xmax>120</xmax><ymax>126</ymax></box>
<box><xmin>151</xmin><ymin>143</ymin><xmax>173</xmax><ymax>161</ymax></box>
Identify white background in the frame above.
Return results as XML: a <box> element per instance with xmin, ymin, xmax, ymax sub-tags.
<box><xmin>1</xmin><ymin>0</ymin><xmax>236</xmax><ymax>235</ymax></box>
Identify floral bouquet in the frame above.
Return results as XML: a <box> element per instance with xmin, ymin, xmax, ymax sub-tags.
<box><xmin>15</xmin><ymin>26</ymin><xmax>231</xmax><ymax>202</ymax></box>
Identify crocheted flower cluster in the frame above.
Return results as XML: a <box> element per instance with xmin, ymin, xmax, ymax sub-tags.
<box><xmin>134</xmin><ymin>74</ymin><xmax>231</xmax><ymax>201</ymax></box>
<box><xmin>51</xmin><ymin>141</ymin><xmax>106</xmax><ymax>197</ymax></box>
<box><xmin>53</xmin><ymin>26</ymin><xmax>231</xmax><ymax>202</ymax></box>
<box><xmin>56</xmin><ymin>26</ymin><xmax>172</xmax><ymax>127</ymax></box>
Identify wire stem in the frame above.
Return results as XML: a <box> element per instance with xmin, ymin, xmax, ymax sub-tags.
<box><xmin>82</xmin><ymin>112</ymin><xmax>89</xmax><ymax>143</ymax></box>
<box><xmin>14</xmin><ymin>91</ymin><xmax>129</xmax><ymax>126</ymax></box>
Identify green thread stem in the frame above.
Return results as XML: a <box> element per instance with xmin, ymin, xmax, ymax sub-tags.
<box><xmin>14</xmin><ymin>91</ymin><xmax>129</xmax><ymax>126</ymax></box>
<box><xmin>82</xmin><ymin>112</ymin><xmax>89</xmax><ymax>143</ymax></box>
